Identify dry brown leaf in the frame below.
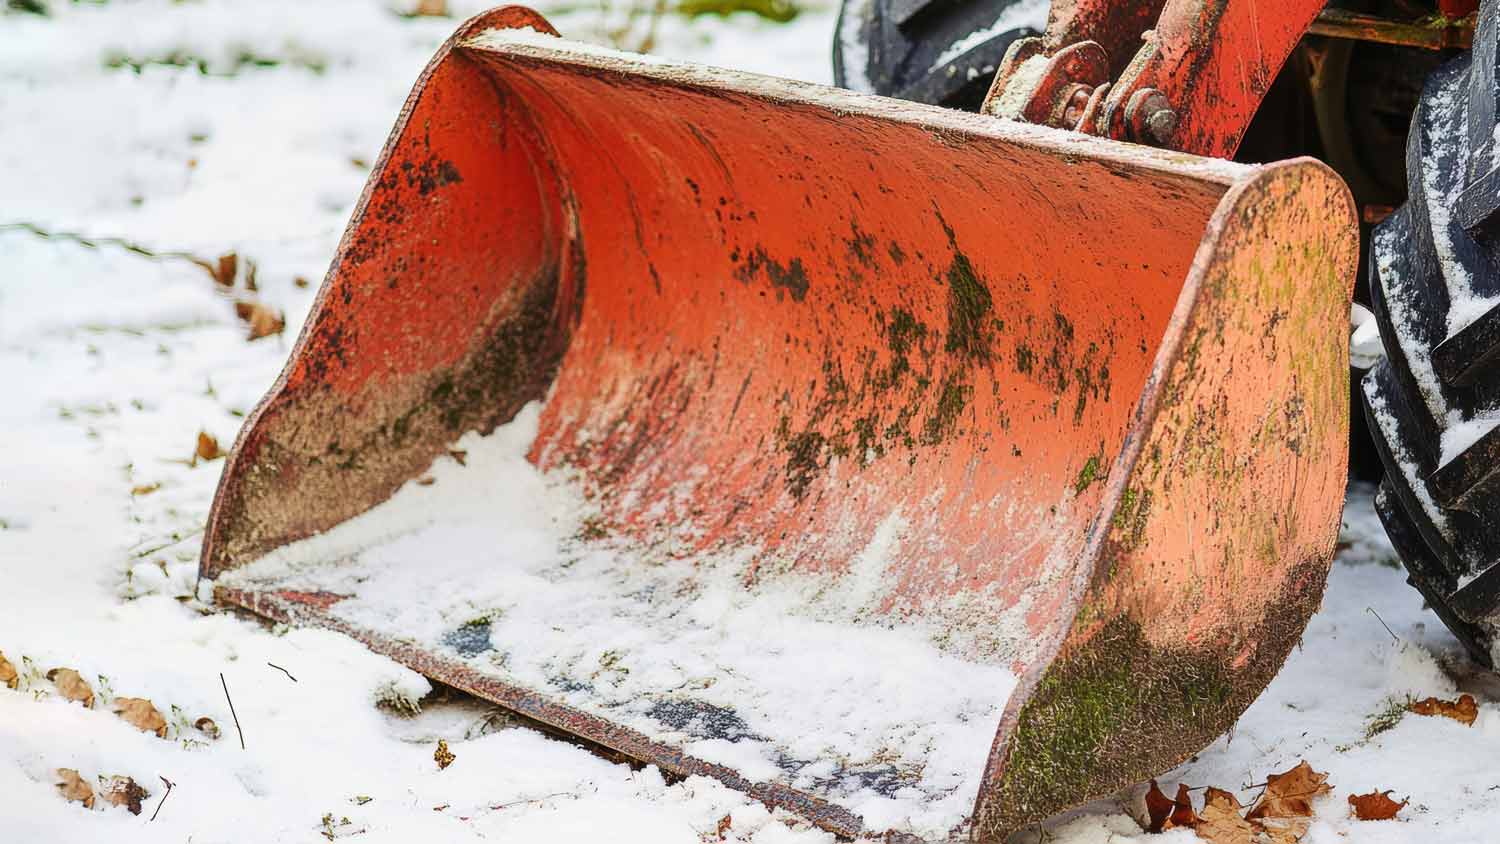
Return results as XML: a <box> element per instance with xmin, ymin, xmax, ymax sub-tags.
<box><xmin>102</xmin><ymin>775</ymin><xmax>149</xmax><ymax>815</ymax></box>
<box><xmin>1256</xmin><ymin>817</ymin><xmax>1311</xmax><ymax>844</ymax></box>
<box><xmin>234</xmin><ymin>300</ymin><xmax>284</xmax><ymax>340</ymax></box>
<box><xmin>434</xmin><ymin>739</ymin><xmax>455</xmax><ymax>770</ymax></box>
<box><xmin>195</xmin><ymin>716</ymin><xmax>221</xmax><ymax>740</ymax></box>
<box><xmin>1409</xmin><ymin>694</ymin><xmax>1478</xmax><ymax>726</ymax></box>
<box><xmin>56</xmin><ymin>768</ymin><xmax>94</xmax><ymax>808</ymax></box>
<box><xmin>0</xmin><ymin>650</ymin><xmax>17</xmax><ymax>690</ymax></box>
<box><xmin>715</xmin><ymin>813</ymin><xmax>732</xmax><ymax>840</ymax></box>
<box><xmin>1144</xmin><ymin>780</ymin><xmax>1175</xmax><ymax>833</ymax></box>
<box><xmin>47</xmin><ymin>668</ymin><xmax>95</xmax><ymax>709</ymax></box>
<box><xmin>293</xmin><ymin>275</ymin><xmax>311</xmax><ymax>288</ymax></box>
<box><xmin>1348</xmin><ymin>789</ymin><xmax>1407</xmax><ymax>821</ymax></box>
<box><xmin>1166</xmin><ymin>783</ymin><xmax>1200</xmax><ymax>830</ymax></box>
<box><xmin>1246</xmin><ymin>761</ymin><xmax>1331</xmax><ymax>821</ymax></box>
<box><xmin>195</xmin><ymin>431</ymin><xmax>223</xmax><ymax>464</ymax></box>
<box><xmin>214</xmin><ymin>253</ymin><xmax>237</xmax><ymax>286</ymax></box>
<box><xmin>1194</xmin><ymin>787</ymin><xmax>1255</xmax><ymax>844</ymax></box>
<box><xmin>130</xmin><ymin>482</ymin><xmax>161</xmax><ymax>496</ymax></box>
<box><xmin>114</xmin><ymin>697</ymin><xmax>168</xmax><ymax>737</ymax></box>
<box><xmin>413</xmin><ymin>0</ymin><xmax>448</xmax><ymax>15</ymax></box>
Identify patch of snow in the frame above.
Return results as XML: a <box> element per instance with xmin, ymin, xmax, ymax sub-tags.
<box><xmin>1349</xmin><ymin>302</ymin><xmax>1384</xmax><ymax>370</ymax></box>
<box><xmin>223</xmin><ymin>403</ymin><xmax>1016</xmax><ymax>839</ymax></box>
<box><xmin>1440</xmin><ymin>411</ymin><xmax>1500</xmax><ymax>466</ymax></box>
<box><xmin>930</xmin><ymin>0</ymin><xmax>1048</xmax><ymax>72</ymax></box>
<box><xmin>835</xmin><ymin>0</ymin><xmax>873</xmax><ymax>92</ymax></box>
<box><xmin>1365</xmin><ymin>386</ymin><xmax>1452</xmax><ymax>538</ymax></box>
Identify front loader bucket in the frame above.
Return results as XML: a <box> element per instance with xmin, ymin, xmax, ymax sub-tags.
<box><xmin>200</xmin><ymin>8</ymin><xmax>1357</xmax><ymax>841</ymax></box>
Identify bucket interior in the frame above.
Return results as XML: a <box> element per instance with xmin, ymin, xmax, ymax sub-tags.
<box><xmin>210</xmin><ymin>36</ymin><xmax>1239</xmax><ymax>838</ymax></box>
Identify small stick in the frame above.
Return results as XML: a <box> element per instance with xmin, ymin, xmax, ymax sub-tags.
<box><xmin>490</xmin><ymin>791</ymin><xmax>575</xmax><ymax>810</ymax></box>
<box><xmin>220</xmin><ymin>672</ymin><xmax>245</xmax><ymax>750</ymax></box>
<box><xmin>1367</xmin><ymin>607</ymin><xmax>1400</xmax><ymax>642</ymax></box>
<box><xmin>267</xmin><ymin>662</ymin><xmax>297</xmax><ymax>682</ymax></box>
<box><xmin>150</xmin><ymin>776</ymin><xmax>175</xmax><ymax>822</ymax></box>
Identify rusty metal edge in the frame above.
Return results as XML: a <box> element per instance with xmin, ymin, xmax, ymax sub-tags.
<box><xmin>453</xmin><ymin>25</ymin><xmax>1256</xmax><ymax>189</ymax></box>
<box><xmin>970</xmin><ymin>155</ymin><xmax>1356</xmax><ymax>839</ymax></box>
<box><xmin>196</xmin><ymin>6</ymin><xmax>560</xmax><ymax>582</ymax></box>
<box><xmin>213</xmin><ymin>585</ymin><xmax>936</xmax><ymax>842</ymax></box>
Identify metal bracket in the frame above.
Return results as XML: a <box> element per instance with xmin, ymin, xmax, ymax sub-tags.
<box><xmin>982</xmin><ymin>0</ymin><xmax>1329</xmax><ymax>157</ymax></box>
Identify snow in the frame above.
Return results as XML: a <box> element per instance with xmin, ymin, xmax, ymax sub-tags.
<box><xmin>1440</xmin><ymin>412</ymin><xmax>1500</xmax><ymax>466</ymax></box>
<box><xmin>221</xmin><ymin>403</ymin><xmax>1016</xmax><ymax>838</ymax></box>
<box><xmin>1350</xmin><ymin>302</ymin><xmax>1384</xmax><ymax>370</ymax></box>
<box><xmin>5</xmin><ymin>2</ymin><xmax>1500</xmax><ymax>843</ymax></box>
<box><xmin>929</xmin><ymin>0</ymin><xmax>1048</xmax><ymax>72</ymax></box>
<box><xmin>834</xmin><ymin>0</ymin><xmax>872</xmax><ymax>92</ymax></box>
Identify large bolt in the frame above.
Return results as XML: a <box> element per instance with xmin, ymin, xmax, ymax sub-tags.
<box><xmin>1127</xmin><ymin>88</ymin><xmax>1177</xmax><ymax>146</ymax></box>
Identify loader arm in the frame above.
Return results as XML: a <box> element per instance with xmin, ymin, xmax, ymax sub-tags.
<box><xmin>986</xmin><ymin>0</ymin><xmax>1331</xmax><ymax>156</ymax></box>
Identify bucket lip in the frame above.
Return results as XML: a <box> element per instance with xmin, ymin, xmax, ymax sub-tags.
<box><xmin>461</xmin><ymin>25</ymin><xmax>1257</xmax><ymax>188</ymax></box>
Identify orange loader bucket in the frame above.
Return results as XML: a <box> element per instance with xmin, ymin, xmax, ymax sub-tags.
<box><xmin>200</xmin><ymin>8</ymin><xmax>1358</xmax><ymax>841</ymax></box>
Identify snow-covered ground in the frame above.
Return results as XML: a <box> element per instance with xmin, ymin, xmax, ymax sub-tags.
<box><xmin>3</xmin><ymin>2</ymin><xmax>1499</xmax><ymax>842</ymax></box>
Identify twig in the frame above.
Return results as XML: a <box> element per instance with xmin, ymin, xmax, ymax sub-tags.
<box><xmin>128</xmin><ymin>526</ymin><xmax>206</xmax><ymax>559</ymax></box>
<box><xmin>489</xmin><ymin>790</ymin><xmax>575</xmax><ymax>810</ymax></box>
<box><xmin>220</xmin><ymin>672</ymin><xmax>245</xmax><ymax>750</ymax></box>
<box><xmin>150</xmin><ymin>776</ymin><xmax>175</xmax><ymax>822</ymax></box>
<box><xmin>1367</xmin><ymin>607</ymin><xmax>1400</xmax><ymax>642</ymax></box>
<box><xmin>267</xmin><ymin>662</ymin><xmax>297</xmax><ymax>682</ymax></box>
<box><xmin>0</xmin><ymin>221</ymin><xmax>194</xmax><ymax>260</ymax></box>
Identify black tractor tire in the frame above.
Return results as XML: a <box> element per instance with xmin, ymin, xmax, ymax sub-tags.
<box><xmin>1362</xmin><ymin>3</ymin><xmax>1500</xmax><ymax>665</ymax></box>
<box><xmin>832</xmin><ymin>0</ymin><xmax>1045</xmax><ymax>110</ymax></box>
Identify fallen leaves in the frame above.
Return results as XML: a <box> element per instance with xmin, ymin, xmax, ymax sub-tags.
<box><xmin>102</xmin><ymin>775</ymin><xmax>149</xmax><ymax>815</ymax></box>
<box><xmin>1144</xmin><ymin>780</ymin><xmax>1176</xmax><ymax>833</ymax></box>
<box><xmin>1139</xmin><ymin>761</ymin><xmax>1408</xmax><ymax>842</ymax></box>
<box><xmin>434</xmin><ymin>739</ymin><xmax>455</xmax><ymax>770</ymax></box>
<box><xmin>1348</xmin><ymin>790</ymin><xmax>1407</xmax><ymax>821</ymax></box>
<box><xmin>194</xmin><ymin>251</ymin><xmax>255</xmax><ymax>289</ymax></box>
<box><xmin>55</xmin><ymin>768</ymin><xmax>156</xmax><ymax>815</ymax></box>
<box><xmin>1195</xmin><ymin>788</ymin><xmax>1256</xmax><ymax>844</ymax></box>
<box><xmin>1409</xmin><ymin>693</ymin><xmax>1478</xmax><ymax>725</ymax></box>
<box><xmin>234</xmin><ymin>299</ymin><xmax>284</xmax><ymax>340</ymax></box>
<box><xmin>0</xmin><ymin>650</ymin><xmax>16</xmax><ymax>690</ymax></box>
<box><xmin>195</xmin><ymin>715</ymin><xmax>221</xmax><ymax>740</ymax></box>
<box><xmin>194</xmin><ymin>431</ymin><xmax>223</xmax><ymax>465</ymax></box>
<box><xmin>114</xmin><ymin>697</ymin><xmax>168</xmax><ymax>737</ymax></box>
<box><xmin>56</xmin><ymin>768</ymin><xmax>94</xmax><ymax>808</ymax></box>
<box><xmin>1144</xmin><ymin>782</ymin><xmax>1201</xmax><ymax>832</ymax></box>
<box><xmin>47</xmin><ymin>668</ymin><xmax>94</xmax><ymax>708</ymax></box>
<box><xmin>1246</xmin><ymin>761</ymin><xmax>1330</xmax><ymax>821</ymax></box>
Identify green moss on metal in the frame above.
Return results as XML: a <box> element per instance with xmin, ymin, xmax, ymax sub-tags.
<box><xmin>1073</xmin><ymin>452</ymin><xmax>1105</xmax><ymax>494</ymax></box>
<box><xmin>782</xmin><ymin>428</ymin><xmax>826</xmax><ymax>500</ymax></box>
<box><xmin>922</xmin><ymin>375</ymin><xmax>971</xmax><ymax>445</ymax></box>
<box><xmin>944</xmin><ymin>249</ymin><xmax>995</xmax><ymax>363</ymax></box>
<box><xmin>988</xmin><ymin>617</ymin><xmax>1235</xmax><ymax>830</ymax></box>
<box><xmin>1015</xmin><ymin>342</ymin><xmax>1037</xmax><ymax>374</ymax></box>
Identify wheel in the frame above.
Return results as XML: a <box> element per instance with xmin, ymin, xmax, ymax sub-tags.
<box><xmin>1362</xmin><ymin>1</ymin><xmax>1500</xmax><ymax>665</ymax></box>
<box><xmin>832</xmin><ymin>0</ymin><xmax>1046</xmax><ymax>110</ymax></box>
